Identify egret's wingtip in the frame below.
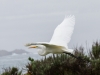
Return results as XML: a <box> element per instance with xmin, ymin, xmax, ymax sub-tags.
<box><xmin>65</xmin><ymin>15</ymin><xmax>75</xmax><ymax>19</ymax></box>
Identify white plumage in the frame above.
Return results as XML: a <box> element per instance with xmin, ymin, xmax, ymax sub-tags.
<box><xmin>50</xmin><ymin>15</ymin><xmax>75</xmax><ymax>48</ymax></box>
<box><xmin>25</xmin><ymin>15</ymin><xmax>75</xmax><ymax>56</ymax></box>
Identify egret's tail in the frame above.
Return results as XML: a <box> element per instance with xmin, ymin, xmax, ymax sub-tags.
<box><xmin>67</xmin><ymin>49</ymin><xmax>74</xmax><ymax>54</ymax></box>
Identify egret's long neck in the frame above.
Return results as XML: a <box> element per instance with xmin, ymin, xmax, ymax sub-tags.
<box><xmin>37</xmin><ymin>45</ymin><xmax>49</xmax><ymax>56</ymax></box>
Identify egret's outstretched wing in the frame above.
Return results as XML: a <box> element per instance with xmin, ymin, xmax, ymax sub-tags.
<box><xmin>50</xmin><ymin>15</ymin><xmax>75</xmax><ymax>48</ymax></box>
<box><xmin>25</xmin><ymin>42</ymin><xmax>48</xmax><ymax>46</ymax></box>
<box><xmin>25</xmin><ymin>42</ymin><xmax>64</xmax><ymax>48</ymax></box>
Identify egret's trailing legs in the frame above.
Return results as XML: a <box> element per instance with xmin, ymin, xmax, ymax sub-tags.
<box><xmin>63</xmin><ymin>52</ymin><xmax>83</xmax><ymax>61</ymax></box>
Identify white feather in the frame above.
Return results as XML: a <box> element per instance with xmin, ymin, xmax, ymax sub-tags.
<box><xmin>50</xmin><ymin>15</ymin><xmax>75</xmax><ymax>48</ymax></box>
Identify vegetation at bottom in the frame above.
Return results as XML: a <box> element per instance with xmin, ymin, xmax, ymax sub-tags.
<box><xmin>1</xmin><ymin>67</ymin><xmax>22</xmax><ymax>75</ymax></box>
<box><xmin>1</xmin><ymin>41</ymin><xmax>100</xmax><ymax>75</ymax></box>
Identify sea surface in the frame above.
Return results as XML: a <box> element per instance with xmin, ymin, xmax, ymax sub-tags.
<box><xmin>0</xmin><ymin>53</ymin><xmax>43</xmax><ymax>74</ymax></box>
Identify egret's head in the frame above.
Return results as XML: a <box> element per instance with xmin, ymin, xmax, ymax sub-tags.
<box><xmin>26</xmin><ymin>45</ymin><xmax>48</xmax><ymax>56</ymax></box>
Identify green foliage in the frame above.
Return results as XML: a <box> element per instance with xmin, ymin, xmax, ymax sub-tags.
<box><xmin>1</xmin><ymin>41</ymin><xmax>100</xmax><ymax>75</ymax></box>
<box><xmin>92</xmin><ymin>41</ymin><xmax>100</xmax><ymax>59</ymax></box>
<box><xmin>1</xmin><ymin>67</ymin><xmax>22</xmax><ymax>75</ymax></box>
<box><xmin>26</xmin><ymin>53</ymin><xmax>89</xmax><ymax>75</ymax></box>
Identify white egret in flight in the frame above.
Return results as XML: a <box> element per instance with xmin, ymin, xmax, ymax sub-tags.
<box><xmin>25</xmin><ymin>15</ymin><xmax>79</xmax><ymax>59</ymax></box>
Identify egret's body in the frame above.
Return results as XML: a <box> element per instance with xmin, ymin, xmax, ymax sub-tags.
<box><xmin>26</xmin><ymin>15</ymin><xmax>75</xmax><ymax>56</ymax></box>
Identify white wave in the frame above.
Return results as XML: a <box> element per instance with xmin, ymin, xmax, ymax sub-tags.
<box><xmin>11</xmin><ymin>53</ymin><xmax>18</xmax><ymax>56</ymax></box>
<box><xmin>29</xmin><ymin>52</ymin><xmax>38</xmax><ymax>55</ymax></box>
<box><xmin>22</xmin><ymin>53</ymin><xmax>27</xmax><ymax>55</ymax></box>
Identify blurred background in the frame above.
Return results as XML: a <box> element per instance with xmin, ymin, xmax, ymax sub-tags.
<box><xmin>0</xmin><ymin>0</ymin><xmax>100</xmax><ymax>74</ymax></box>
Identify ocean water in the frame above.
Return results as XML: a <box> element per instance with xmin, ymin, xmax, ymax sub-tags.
<box><xmin>0</xmin><ymin>53</ymin><xmax>42</xmax><ymax>74</ymax></box>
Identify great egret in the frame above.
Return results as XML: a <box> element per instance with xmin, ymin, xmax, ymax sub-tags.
<box><xmin>25</xmin><ymin>15</ymin><xmax>78</xmax><ymax>59</ymax></box>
